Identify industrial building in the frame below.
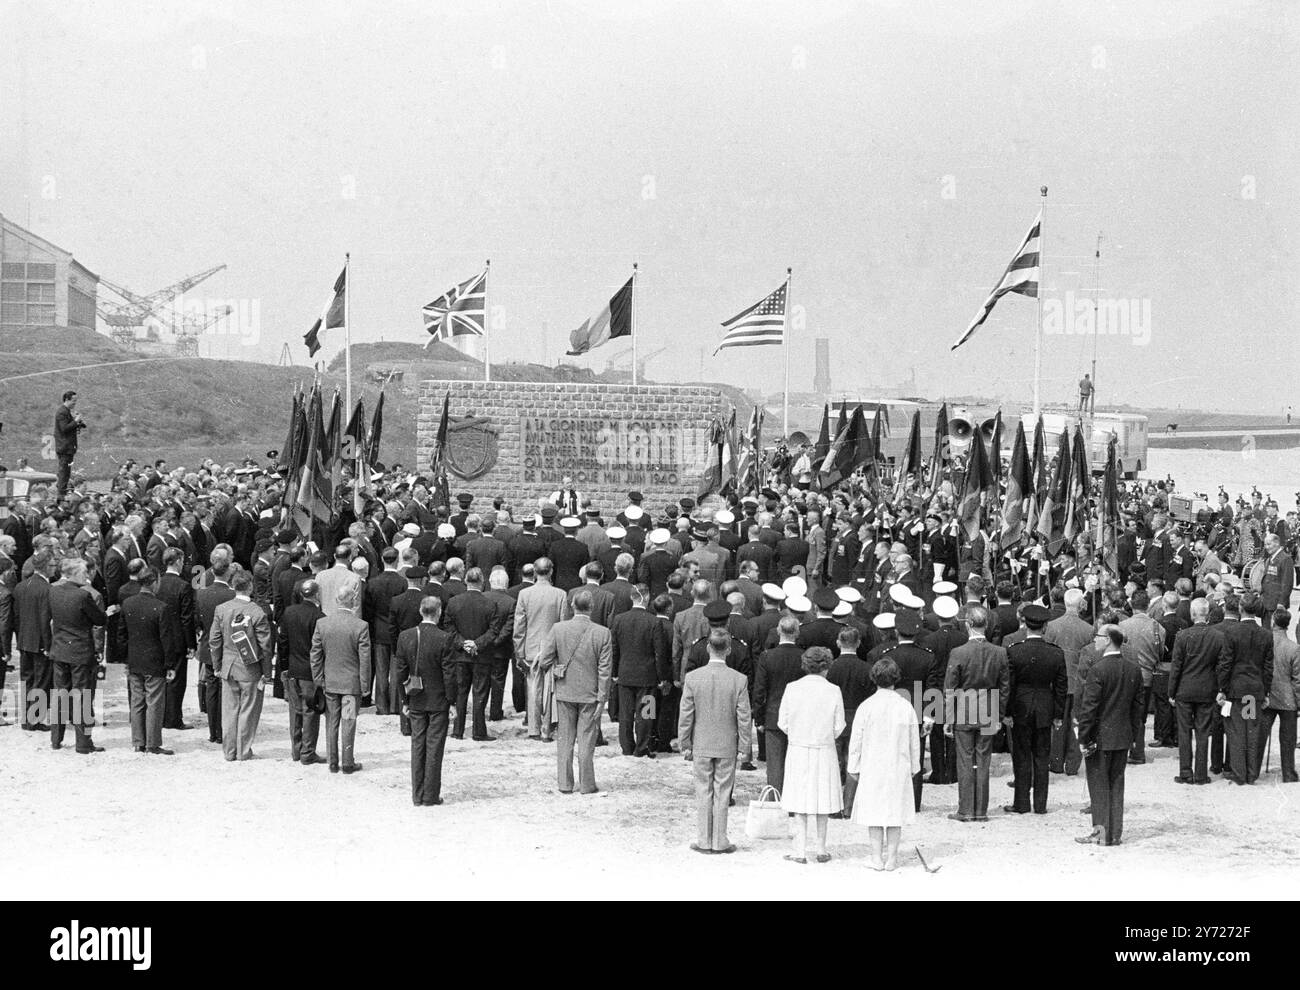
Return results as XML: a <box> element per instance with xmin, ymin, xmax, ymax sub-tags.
<box><xmin>0</xmin><ymin>213</ymin><xmax>99</xmax><ymax>329</ymax></box>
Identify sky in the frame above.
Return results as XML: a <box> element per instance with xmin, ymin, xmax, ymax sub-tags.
<box><xmin>1</xmin><ymin>0</ymin><xmax>1295</xmax><ymax>413</ymax></box>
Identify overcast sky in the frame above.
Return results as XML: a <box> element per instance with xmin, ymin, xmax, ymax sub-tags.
<box><xmin>2</xmin><ymin>0</ymin><xmax>1295</xmax><ymax>412</ymax></box>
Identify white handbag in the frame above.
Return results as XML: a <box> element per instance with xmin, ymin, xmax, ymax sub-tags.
<box><xmin>745</xmin><ymin>785</ymin><xmax>789</xmax><ymax>840</ymax></box>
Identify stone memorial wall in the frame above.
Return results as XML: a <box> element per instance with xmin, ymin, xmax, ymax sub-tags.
<box><xmin>415</xmin><ymin>381</ymin><xmax>726</xmax><ymax>511</ymax></box>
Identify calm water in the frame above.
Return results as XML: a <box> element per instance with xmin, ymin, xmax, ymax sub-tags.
<box><xmin>1146</xmin><ymin>447</ymin><xmax>1300</xmax><ymax>501</ymax></box>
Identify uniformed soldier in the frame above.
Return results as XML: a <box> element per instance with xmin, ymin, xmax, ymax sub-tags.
<box><xmin>1004</xmin><ymin>603</ymin><xmax>1068</xmax><ymax>815</ymax></box>
<box><xmin>921</xmin><ymin>595</ymin><xmax>966</xmax><ymax>784</ymax></box>
<box><xmin>797</xmin><ymin>588</ymin><xmax>844</xmax><ymax>652</ymax></box>
<box><xmin>616</xmin><ymin>491</ymin><xmax>652</xmax><ymax>531</ymax></box>
<box><xmin>885</xmin><ymin>610</ymin><xmax>939</xmax><ymax>811</ymax></box>
<box><xmin>450</xmin><ymin>492</ymin><xmax>474</xmax><ymax>537</ymax></box>
<box><xmin>833</xmin><ymin>587</ymin><xmax>873</xmax><ymax>660</ymax></box>
<box><xmin>636</xmin><ymin>528</ymin><xmax>677</xmax><ymax>599</ymax></box>
<box><xmin>683</xmin><ymin>599</ymin><xmax>751</xmax><ymax>679</ymax></box>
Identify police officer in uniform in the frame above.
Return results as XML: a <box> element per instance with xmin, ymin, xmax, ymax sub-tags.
<box><xmin>883</xmin><ymin>610</ymin><xmax>939</xmax><ymax>811</ymax></box>
<box><xmin>1004</xmin><ymin>603</ymin><xmax>1068</xmax><ymax>815</ymax></box>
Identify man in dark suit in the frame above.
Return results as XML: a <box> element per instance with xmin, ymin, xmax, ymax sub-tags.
<box><xmin>278</xmin><ymin>580</ymin><xmax>326</xmax><ymax>764</ymax></box>
<box><xmin>508</xmin><ymin>517</ymin><xmax>548</xmax><ymax>585</ymax></box>
<box><xmin>157</xmin><ymin>549</ymin><xmax>196</xmax><ymax>730</ymax></box>
<box><xmin>394</xmin><ymin>596</ymin><xmax>458</xmax><ymax>805</ymax></box>
<box><xmin>122</xmin><ymin>567</ymin><xmax>182</xmax><ymax>755</ymax></box>
<box><xmin>828</xmin><ymin>625</ymin><xmax>874</xmax><ymax>783</ymax></box>
<box><xmin>13</xmin><ymin>549</ymin><xmax>54</xmax><ymax>731</ymax></box>
<box><xmin>797</xmin><ymin>589</ymin><xmax>845</xmax><ymax>652</ymax></box>
<box><xmin>48</xmin><ymin>556</ymin><xmax>106</xmax><ymax>753</ymax></box>
<box><xmin>1216</xmin><ymin>593</ymin><xmax>1274</xmax><ymax>784</ymax></box>
<box><xmin>887</xmin><ymin>610</ymin><xmax>942</xmax><ymax>811</ymax></box>
<box><xmin>1076</xmin><ymin>624</ymin><xmax>1145</xmax><ymax>846</ymax></box>
<box><xmin>272</xmin><ymin>545</ymin><xmax>306</xmax><ymax>622</ymax></box>
<box><xmin>466</xmin><ymin>516</ymin><xmax>511</xmax><ymax>578</ymax></box>
<box><xmin>103</xmin><ymin>528</ymin><xmax>134</xmax><ymax>666</ymax></box>
<box><xmin>609</xmin><ymin>583</ymin><xmax>671</xmax><ymax>757</ymax></box>
<box><xmin>752</xmin><ymin>615</ymin><xmax>805</xmax><ymax>791</ymax></box>
<box><xmin>483</xmin><ymin>568</ymin><xmax>519</xmax><ymax>721</ymax></box>
<box><xmin>549</xmin><ymin>518</ymin><xmax>590</xmax><ymax>592</ymax></box>
<box><xmin>636</xmin><ymin>530</ymin><xmax>677</xmax><ymax>598</ymax></box>
<box><xmin>442</xmin><ymin>567</ymin><xmax>503</xmax><ymax>741</ymax></box>
<box><xmin>598</xmin><ymin>552</ymin><xmax>637</xmax><ymax>618</ymax></box>
<box><xmin>195</xmin><ymin>550</ymin><xmax>236</xmax><ymax>744</ymax></box>
<box><xmin>53</xmin><ymin>389</ymin><xmax>86</xmax><ymax>498</ymax></box>
<box><xmin>736</xmin><ymin>525</ymin><xmax>775</xmax><ymax>585</ymax></box>
<box><xmin>364</xmin><ymin>547</ymin><xmax>408</xmax><ymax>716</ymax></box>
<box><xmin>564</xmin><ymin>561</ymin><xmax>617</xmax><ymax>626</ymax></box>
<box><xmin>1003</xmin><ymin>604</ymin><xmax>1067</xmax><ymax>815</ymax></box>
<box><xmin>774</xmin><ymin>522</ymin><xmax>810</xmax><ymax>584</ymax></box>
<box><xmin>1169</xmin><ymin>597</ymin><xmax>1222</xmax><ymax>784</ymax></box>
<box><xmin>990</xmin><ymin>582</ymin><xmax>1020</xmax><ymax>647</ymax></box>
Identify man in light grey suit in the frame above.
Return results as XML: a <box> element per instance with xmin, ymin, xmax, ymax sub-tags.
<box><xmin>208</xmin><ymin>570</ymin><xmax>273</xmax><ymax>761</ymax></box>
<box><xmin>678</xmin><ymin>628</ymin><xmax>752</xmax><ymax>854</ymax></box>
<box><xmin>310</xmin><ymin>583</ymin><xmax>372</xmax><ymax>773</ymax></box>
<box><xmin>547</xmin><ymin>589</ymin><xmax>612</xmax><ymax>794</ymax></box>
<box><xmin>512</xmin><ymin>557</ymin><xmax>567</xmax><ymax>742</ymax></box>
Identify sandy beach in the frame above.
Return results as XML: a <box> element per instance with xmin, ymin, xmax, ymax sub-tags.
<box><xmin>2</xmin><ymin>655</ymin><xmax>1296</xmax><ymax>901</ymax></box>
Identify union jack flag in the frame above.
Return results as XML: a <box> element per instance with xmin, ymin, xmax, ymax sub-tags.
<box><xmin>423</xmin><ymin>269</ymin><xmax>487</xmax><ymax>343</ymax></box>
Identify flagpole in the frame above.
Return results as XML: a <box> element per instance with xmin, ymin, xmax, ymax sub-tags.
<box><xmin>483</xmin><ymin>259</ymin><xmax>491</xmax><ymax>383</ymax></box>
<box><xmin>344</xmin><ymin>253</ymin><xmax>352</xmax><ymax>417</ymax></box>
<box><xmin>1033</xmin><ymin>186</ymin><xmax>1046</xmax><ymax>418</ymax></box>
<box><xmin>784</xmin><ymin>267</ymin><xmax>792</xmax><ymax>438</ymax></box>
<box><xmin>631</xmin><ymin>262</ymin><xmax>639</xmax><ymax>387</ymax></box>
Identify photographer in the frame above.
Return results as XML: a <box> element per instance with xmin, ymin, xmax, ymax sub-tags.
<box><xmin>54</xmin><ymin>390</ymin><xmax>87</xmax><ymax>499</ymax></box>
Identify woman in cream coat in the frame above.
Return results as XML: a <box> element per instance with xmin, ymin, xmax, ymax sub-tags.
<box><xmin>847</xmin><ymin>657</ymin><xmax>921</xmax><ymax>871</ymax></box>
<box><xmin>777</xmin><ymin>647</ymin><xmax>845</xmax><ymax>864</ymax></box>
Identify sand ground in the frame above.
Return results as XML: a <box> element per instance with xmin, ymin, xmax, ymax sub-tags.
<box><xmin>2</xmin><ymin>658</ymin><xmax>1297</xmax><ymax>901</ymax></box>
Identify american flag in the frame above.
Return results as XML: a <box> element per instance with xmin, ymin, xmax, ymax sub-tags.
<box><xmin>423</xmin><ymin>269</ymin><xmax>487</xmax><ymax>342</ymax></box>
<box><xmin>951</xmin><ymin>209</ymin><xmax>1041</xmax><ymax>351</ymax></box>
<box><xmin>716</xmin><ymin>279</ymin><xmax>787</xmax><ymax>353</ymax></box>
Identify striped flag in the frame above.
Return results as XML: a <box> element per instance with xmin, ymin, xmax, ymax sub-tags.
<box><xmin>715</xmin><ymin>279</ymin><xmax>787</xmax><ymax>353</ymax></box>
<box><xmin>423</xmin><ymin>269</ymin><xmax>487</xmax><ymax>343</ymax></box>
<box><xmin>303</xmin><ymin>266</ymin><xmax>346</xmax><ymax>357</ymax></box>
<box><xmin>568</xmin><ymin>275</ymin><xmax>633</xmax><ymax>356</ymax></box>
<box><xmin>951</xmin><ymin>209</ymin><xmax>1041</xmax><ymax>351</ymax></box>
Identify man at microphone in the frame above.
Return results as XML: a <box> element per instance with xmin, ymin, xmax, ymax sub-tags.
<box><xmin>54</xmin><ymin>390</ymin><xmax>87</xmax><ymax>500</ymax></box>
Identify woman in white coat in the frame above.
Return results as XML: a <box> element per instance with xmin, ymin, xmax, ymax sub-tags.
<box><xmin>847</xmin><ymin>657</ymin><xmax>921</xmax><ymax>871</ymax></box>
<box><xmin>777</xmin><ymin>647</ymin><xmax>845</xmax><ymax>864</ymax></box>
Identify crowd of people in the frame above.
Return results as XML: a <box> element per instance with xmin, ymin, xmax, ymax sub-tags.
<box><xmin>1</xmin><ymin>401</ymin><xmax>1297</xmax><ymax>867</ymax></box>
